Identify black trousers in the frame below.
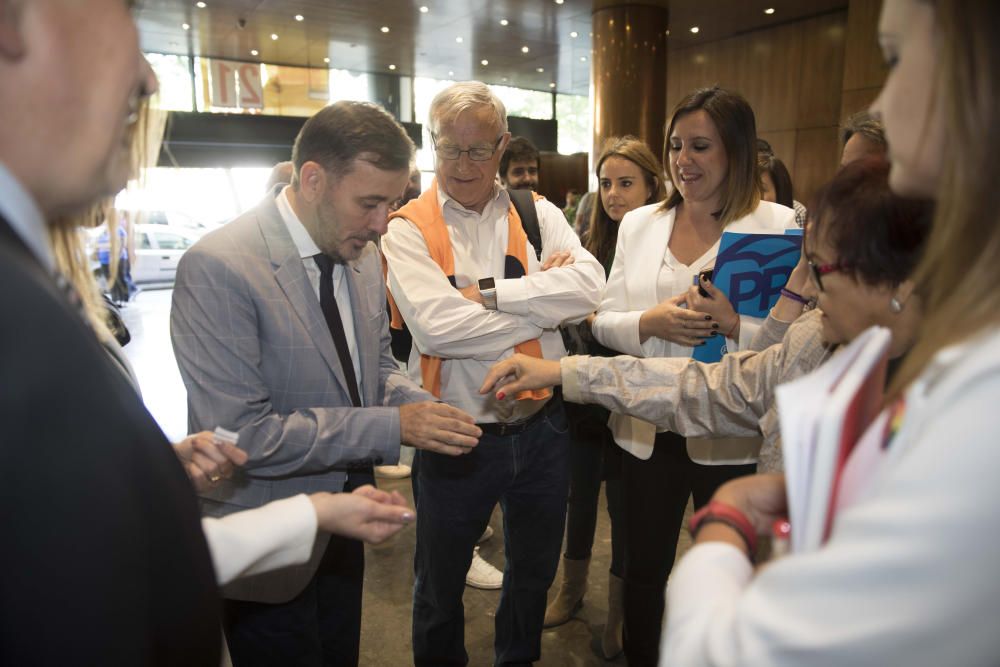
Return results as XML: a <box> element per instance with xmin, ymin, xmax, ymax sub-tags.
<box><xmin>562</xmin><ymin>401</ymin><xmax>624</xmax><ymax>576</ymax></box>
<box><xmin>621</xmin><ymin>431</ymin><xmax>756</xmax><ymax>667</ymax></box>
<box><xmin>223</xmin><ymin>475</ymin><xmax>372</xmax><ymax>667</ymax></box>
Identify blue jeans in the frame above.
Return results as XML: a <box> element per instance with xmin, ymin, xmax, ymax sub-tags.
<box><xmin>411</xmin><ymin>399</ymin><xmax>571</xmax><ymax>666</ymax></box>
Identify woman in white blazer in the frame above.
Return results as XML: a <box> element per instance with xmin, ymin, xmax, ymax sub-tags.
<box><xmin>590</xmin><ymin>86</ymin><xmax>796</xmax><ymax>666</ymax></box>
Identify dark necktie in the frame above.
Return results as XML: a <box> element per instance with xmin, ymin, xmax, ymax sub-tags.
<box><xmin>314</xmin><ymin>254</ymin><xmax>362</xmax><ymax>408</ymax></box>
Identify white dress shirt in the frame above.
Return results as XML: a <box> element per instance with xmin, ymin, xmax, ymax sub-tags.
<box><xmin>382</xmin><ymin>185</ymin><xmax>605</xmax><ymax>423</ymax></box>
<box><xmin>276</xmin><ymin>186</ymin><xmax>363</xmax><ymax>400</ymax></box>
<box><xmin>0</xmin><ymin>160</ymin><xmax>54</xmax><ymax>272</ymax></box>
<box><xmin>660</xmin><ymin>327</ymin><xmax>1000</xmax><ymax>667</ymax></box>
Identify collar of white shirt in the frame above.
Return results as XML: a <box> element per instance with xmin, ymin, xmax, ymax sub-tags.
<box><xmin>276</xmin><ymin>185</ymin><xmax>322</xmax><ymax>260</ymax></box>
<box><xmin>437</xmin><ymin>183</ymin><xmax>510</xmax><ymax>220</ymax></box>
<box><xmin>0</xmin><ymin>160</ymin><xmax>54</xmax><ymax>272</ymax></box>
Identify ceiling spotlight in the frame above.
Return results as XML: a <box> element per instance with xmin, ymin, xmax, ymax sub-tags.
<box><xmin>764</xmin><ymin>7</ymin><xmax>775</xmax><ymax>14</ymax></box>
<box><xmin>250</xmin><ymin>49</ymin><xmax>259</xmax><ymax>56</ymax></box>
<box><xmin>448</xmin><ymin>70</ymin><xmax>454</xmax><ymax>76</ymax></box>
<box><xmin>580</xmin><ymin>56</ymin><xmax>587</xmax><ymax>62</ymax></box>
<box><xmin>271</xmin><ymin>33</ymin><xmax>278</xmax><ymax>40</ymax></box>
<box><xmin>521</xmin><ymin>46</ymin><xmax>530</xmax><ymax>53</ymax></box>
<box><xmin>456</xmin><ymin>36</ymin><xmax>464</xmax><ymax>43</ymax></box>
<box><xmin>500</xmin><ymin>18</ymin><xmax>509</xmax><ymax>26</ymax></box>
<box><xmin>324</xmin><ymin>57</ymin><xmax>330</xmax><ymax>63</ymax></box>
<box><xmin>389</xmin><ymin>64</ymin><xmax>397</xmax><ymax>70</ymax></box>
<box><xmin>570</xmin><ymin>31</ymin><xmax>578</xmax><ymax>38</ymax></box>
<box><xmin>182</xmin><ymin>22</ymin><xmax>190</xmax><ymax>30</ymax></box>
<box><xmin>420</xmin><ymin>6</ymin><xmax>429</xmax><ymax>13</ymax></box>
<box><xmin>536</xmin><ymin>67</ymin><xmax>545</xmax><ymax>73</ymax></box>
<box><xmin>549</xmin><ymin>82</ymin><xmax>557</xmax><ymax>88</ymax></box>
<box><xmin>295</xmin><ymin>14</ymin><xmax>303</xmax><ymax>21</ymax></box>
<box><xmin>196</xmin><ymin>1</ymin><xmax>206</xmax><ymax>7</ymax></box>
<box><xmin>690</xmin><ymin>26</ymin><xmax>699</xmax><ymax>33</ymax></box>
<box><xmin>502</xmin><ymin>77</ymin><xmax>508</xmax><ymax>82</ymax></box>
<box><xmin>555</xmin><ymin>0</ymin><xmax>565</xmax><ymax>4</ymax></box>
<box><xmin>380</xmin><ymin>26</ymin><xmax>390</xmax><ymax>33</ymax></box>
<box><xmin>481</xmin><ymin>59</ymin><xmax>489</xmax><ymax>66</ymax></box>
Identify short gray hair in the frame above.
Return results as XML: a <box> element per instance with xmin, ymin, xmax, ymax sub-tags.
<box><xmin>841</xmin><ymin>110</ymin><xmax>887</xmax><ymax>149</ymax></box>
<box><xmin>428</xmin><ymin>81</ymin><xmax>507</xmax><ymax>138</ymax></box>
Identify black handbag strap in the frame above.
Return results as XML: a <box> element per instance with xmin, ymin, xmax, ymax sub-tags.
<box><xmin>508</xmin><ymin>189</ymin><xmax>542</xmax><ymax>261</ymax></box>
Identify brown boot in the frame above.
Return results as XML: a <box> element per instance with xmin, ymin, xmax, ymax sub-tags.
<box><xmin>601</xmin><ymin>572</ymin><xmax>624</xmax><ymax>659</ymax></box>
<box><xmin>543</xmin><ymin>556</ymin><xmax>590</xmax><ymax>628</ymax></box>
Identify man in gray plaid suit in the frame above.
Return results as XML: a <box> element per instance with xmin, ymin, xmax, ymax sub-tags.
<box><xmin>171</xmin><ymin>101</ymin><xmax>481</xmax><ymax>667</ymax></box>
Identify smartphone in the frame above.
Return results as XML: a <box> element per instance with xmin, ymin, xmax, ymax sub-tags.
<box><xmin>697</xmin><ymin>269</ymin><xmax>714</xmax><ymax>297</ymax></box>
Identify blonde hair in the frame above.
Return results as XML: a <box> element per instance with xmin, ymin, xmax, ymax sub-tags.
<box><xmin>428</xmin><ymin>81</ymin><xmax>507</xmax><ymax>138</ymax></box>
<box><xmin>661</xmin><ymin>86</ymin><xmax>761</xmax><ymax>225</ymax></box>
<box><xmin>50</xmin><ymin>97</ymin><xmax>167</xmax><ymax>339</ymax></box>
<box><xmin>888</xmin><ymin>1</ymin><xmax>1000</xmax><ymax>396</ymax></box>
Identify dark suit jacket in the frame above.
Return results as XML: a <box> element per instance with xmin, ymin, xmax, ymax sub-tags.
<box><xmin>0</xmin><ymin>216</ymin><xmax>220</xmax><ymax>665</ymax></box>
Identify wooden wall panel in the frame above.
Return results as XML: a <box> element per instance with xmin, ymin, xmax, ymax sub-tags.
<box><xmin>842</xmin><ymin>0</ymin><xmax>888</xmax><ymax>91</ymax></box>
<box><xmin>539</xmin><ymin>152</ymin><xmax>589</xmax><ymax>209</ymax></box>
<box><xmin>793</xmin><ymin>127</ymin><xmax>841</xmax><ymax>207</ymax></box>
<box><xmin>840</xmin><ymin>87</ymin><xmax>881</xmax><ymax>123</ymax></box>
<box><xmin>797</xmin><ymin>13</ymin><xmax>847</xmax><ymax>129</ymax></box>
<box><xmin>758</xmin><ymin>129</ymin><xmax>798</xmax><ymax>175</ymax></box>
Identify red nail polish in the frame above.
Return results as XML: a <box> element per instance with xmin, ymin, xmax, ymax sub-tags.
<box><xmin>497</xmin><ymin>392</ymin><xmax>506</xmax><ymax>400</ymax></box>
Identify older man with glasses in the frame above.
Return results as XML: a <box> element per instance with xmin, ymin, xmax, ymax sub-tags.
<box><xmin>382</xmin><ymin>81</ymin><xmax>605</xmax><ymax>666</ymax></box>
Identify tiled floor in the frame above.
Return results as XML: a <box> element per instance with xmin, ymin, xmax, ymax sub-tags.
<box><xmin>122</xmin><ymin>288</ymin><xmax>691</xmax><ymax>666</ymax></box>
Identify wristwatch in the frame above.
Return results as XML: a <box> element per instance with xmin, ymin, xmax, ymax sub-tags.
<box><xmin>478</xmin><ymin>277</ymin><xmax>497</xmax><ymax>311</ymax></box>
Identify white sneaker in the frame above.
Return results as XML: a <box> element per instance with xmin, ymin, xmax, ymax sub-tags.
<box><xmin>465</xmin><ymin>547</ymin><xmax>503</xmax><ymax>590</ymax></box>
<box><xmin>477</xmin><ymin>525</ymin><xmax>494</xmax><ymax>543</ymax></box>
<box><xmin>374</xmin><ymin>464</ymin><xmax>411</xmax><ymax>479</ymax></box>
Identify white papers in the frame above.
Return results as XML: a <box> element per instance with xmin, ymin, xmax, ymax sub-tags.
<box><xmin>776</xmin><ymin>325</ymin><xmax>891</xmax><ymax>552</ymax></box>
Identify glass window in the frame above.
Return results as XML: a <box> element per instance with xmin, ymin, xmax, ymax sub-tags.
<box><xmin>145</xmin><ymin>53</ymin><xmax>195</xmax><ymax>112</ymax></box>
<box><xmin>329</xmin><ymin>69</ymin><xmax>371</xmax><ymax>104</ymax></box>
<box><xmin>556</xmin><ymin>94</ymin><xmax>591</xmax><ymax>155</ymax></box>
<box><xmin>487</xmin><ymin>84</ymin><xmax>552</xmax><ymax>121</ymax></box>
<box><xmin>153</xmin><ymin>232</ymin><xmax>193</xmax><ymax>250</ymax></box>
<box><xmin>137</xmin><ymin>232</ymin><xmax>153</xmax><ymax>250</ymax></box>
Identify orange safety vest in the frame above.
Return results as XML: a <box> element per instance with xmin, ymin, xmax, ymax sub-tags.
<box><xmin>385</xmin><ymin>180</ymin><xmax>551</xmax><ymax>402</ymax></box>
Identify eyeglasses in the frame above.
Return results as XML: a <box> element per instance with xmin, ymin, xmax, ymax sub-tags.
<box><xmin>432</xmin><ymin>135</ymin><xmax>504</xmax><ymax>161</ymax></box>
<box><xmin>808</xmin><ymin>259</ymin><xmax>848</xmax><ymax>291</ymax></box>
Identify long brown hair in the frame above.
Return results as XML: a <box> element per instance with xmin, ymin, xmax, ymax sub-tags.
<box><xmin>585</xmin><ymin>136</ymin><xmax>666</xmax><ymax>265</ymax></box>
<box><xmin>888</xmin><ymin>1</ymin><xmax>1000</xmax><ymax>397</ymax></box>
<box><xmin>660</xmin><ymin>86</ymin><xmax>761</xmax><ymax>224</ymax></box>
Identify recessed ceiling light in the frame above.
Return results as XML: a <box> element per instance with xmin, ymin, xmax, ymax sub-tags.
<box><xmin>182</xmin><ymin>22</ymin><xmax>190</xmax><ymax>30</ymax></box>
<box><xmin>250</xmin><ymin>49</ymin><xmax>258</xmax><ymax>56</ymax></box>
<box><xmin>295</xmin><ymin>14</ymin><xmax>303</xmax><ymax>21</ymax></box>
<box><xmin>550</xmin><ymin>82</ymin><xmax>557</xmax><ymax>88</ymax></box>
<box><xmin>570</xmin><ymin>31</ymin><xmax>578</xmax><ymax>38</ymax></box>
<box><xmin>690</xmin><ymin>26</ymin><xmax>700</xmax><ymax>33</ymax></box>
<box><xmin>555</xmin><ymin>0</ymin><xmax>564</xmax><ymax>4</ymax></box>
<box><xmin>456</xmin><ymin>36</ymin><xmax>464</xmax><ymax>43</ymax></box>
<box><xmin>448</xmin><ymin>70</ymin><xmax>454</xmax><ymax>76</ymax></box>
<box><xmin>764</xmin><ymin>7</ymin><xmax>775</xmax><ymax>14</ymax></box>
<box><xmin>481</xmin><ymin>59</ymin><xmax>489</xmax><ymax>66</ymax></box>
<box><xmin>389</xmin><ymin>64</ymin><xmax>397</xmax><ymax>70</ymax></box>
<box><xmin>271</xmin><ymin>33</ymin><xmax>279</xmax><ymax>40</ymax></box>
<box><xmin>502</xmin><ymin>77</ymin><xmax>508</xmax><ymax>82</ymax></box>
<box><xmin>323</xmin><ymin>57</ymin><xmax>330</xmax><ymax>63</ymax></box>
<box><xmin>420</xmin><ymin>6</ymin><xmax>429</xmax><ymax>13</ymax></box>
<box><xmin>196</xmin><ymin>1</ymin><xmax>206</xmax><ymax>7</ymax></box>
<box><xmin>580</xmin><ymin>56</ymin><xmax>587</xmax><ymax>62</ymax></box>
<box><xmin>521</xmin><ymin>46</ymin><xmax>530</xmax><ymax>53</ymax></box>
<box><xmin>536</xmin><ymin>67</ymin><xmax>544</xmax><ymax>73</ymax></box>
<box><xmin>380</xmin><ymin>26</ymin><xmax>390</xmax><ymax>33</ymax></box>
<box><xmin>500</xmin><ymin>18</ymin><xmax>509</xmax><ymax>26</ymax></box>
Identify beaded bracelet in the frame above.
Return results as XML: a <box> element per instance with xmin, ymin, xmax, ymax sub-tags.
<box><xmin>780</xmin><ymin>287</ymin><xmax>810</xmax><ymax>305</ymax></box>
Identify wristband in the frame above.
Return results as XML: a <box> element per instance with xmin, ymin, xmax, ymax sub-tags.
<box><xmin>780</xmin><ymin>287</ymin><xmax>809</xmax><ymax>305</ymax></box>
<box><xmin>689</xmin><ymin>500</ymin><xmax>758</xmax><ymax>558</ymax></box>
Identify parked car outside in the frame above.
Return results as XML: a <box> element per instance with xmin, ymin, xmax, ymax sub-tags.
<box><xmin>131</xmin><ymin>223</ymin><xmax>203</xmax><ymax>285</ymax></box>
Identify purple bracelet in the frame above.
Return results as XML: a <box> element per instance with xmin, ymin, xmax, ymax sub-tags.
<box><xmin>780</xmin><ymin>287</ymin><xmax>809</xmax><ymax>305</ymax></box>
